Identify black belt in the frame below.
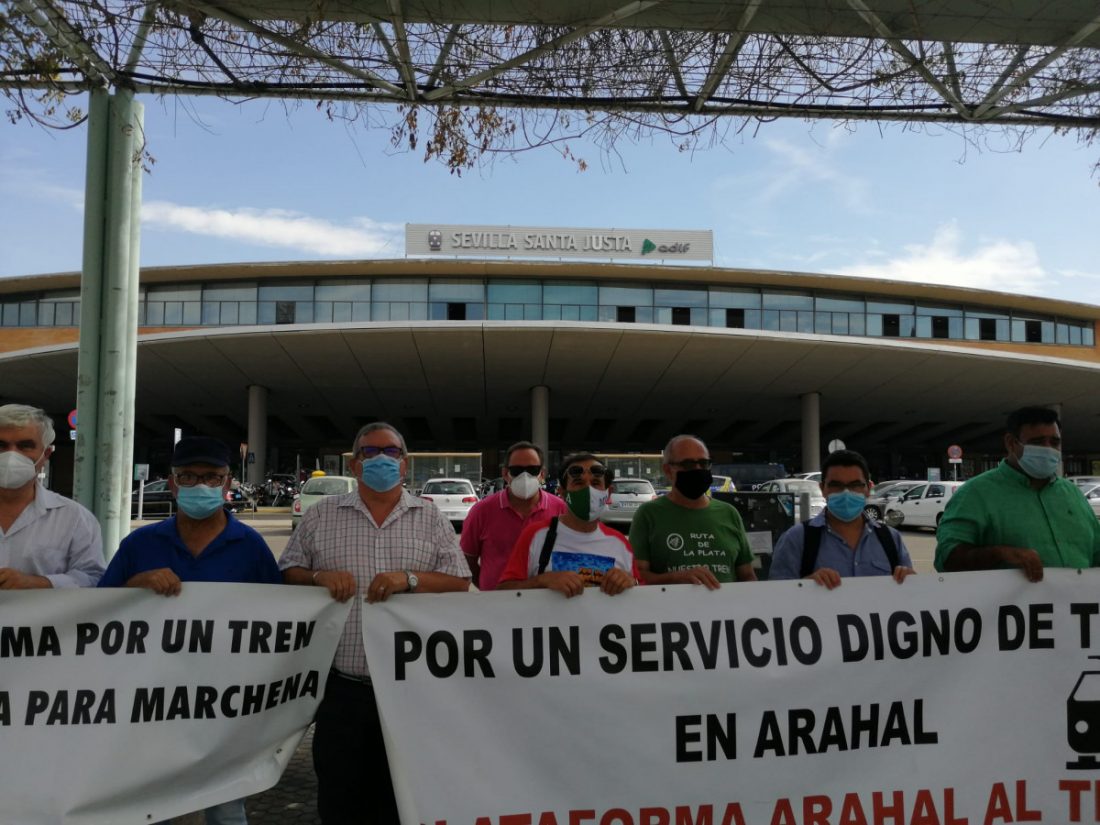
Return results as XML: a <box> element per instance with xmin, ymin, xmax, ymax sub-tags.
<box><xmin>330</xmin><ymin>668</ymin><xmax>372</xmax><ymax>685</ymax></box>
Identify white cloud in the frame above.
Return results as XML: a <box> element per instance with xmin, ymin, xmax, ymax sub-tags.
<box><xmin>833</xmin><ymin>222</ymin><xmax>1053</xmax><ymax>297</ymax></box>
<box><xmin>142</xmin><ymin>202</ymin><xmax>403</xmax><ymax>256</ymax></box>
<box><xmin>756</xmin><ymin>137</ymin><xmax>872</xmax><ymax>212</ymax></box>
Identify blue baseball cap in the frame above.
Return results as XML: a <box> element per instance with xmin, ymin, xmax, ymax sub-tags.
<box><xmin>171</xmin><ymin>436</ymin><xmax>230</xmax><ymax>468</ymax></box>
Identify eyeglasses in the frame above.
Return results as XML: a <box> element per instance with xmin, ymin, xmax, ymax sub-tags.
<box><xmin>357</xmin><ymin>445</ymin><xmax>404</xmax><ymax>459</ymax></box>
<box><xmin>566</xmin><ymin>464</ymin><xmax>607</xmax><ymax>479</ymax></box>
<box><xmin>669</xmin><ymin>458</ymin><xmax>712</xmax><ymax>471</ymax></box>
<box><xmin>823</xmin><ymin>480</ymin><xmax>869</xmax><ymax>493</ymax></box>
<box><xmin>507</xmin><ymin>465</ymin><xmax>542</xmax><ymax>477</ymax></box>
<box><xmin>173</xmin><ymin>471</ymin><xmax>228</xmax><ymax>488</ymax></box>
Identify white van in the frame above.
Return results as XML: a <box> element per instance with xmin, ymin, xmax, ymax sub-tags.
<box><xmin>884</xmin><ymin>480</ymin><xmax>965</xmax><ymax>529</ymax></box>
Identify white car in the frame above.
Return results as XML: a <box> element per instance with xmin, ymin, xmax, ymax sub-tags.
<box><xmin>885</xmin><ymin>481</ymin><xmax>965</xmax><ymax>529</ymax></box>
<box><xmin>420</xmin><ymin>478</ymin><xmax>479</xmax><ymax>528</ymax></box>
<box><xmin>1080</xmin><ymin>484</ymin><xmax>1100</xmax><ymax>519</ymax></box>
<box><xmin>863</xmin><ymin>480</ymin><xmax>924</xmax><ymax>521</ymax></box>
<box><xmin>601</xmin><ymin>478</ymin><xmax>657</xmax><ymax>524</ymax></box>
<box><xmin>291</xmin><ymin>475</ymin><xmax>357</xmax><ymax>529</ymax></box>
<box><xmin>756</xmin><ymin>478</ymin><xmax>826</xmax><ymax>522</ymax></box>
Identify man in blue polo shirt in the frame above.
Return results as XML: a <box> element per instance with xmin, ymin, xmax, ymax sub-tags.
<box><xmin>98</xmin><ymin>435</ymin><xmax>280</xmax><ymax>825</ymax></box>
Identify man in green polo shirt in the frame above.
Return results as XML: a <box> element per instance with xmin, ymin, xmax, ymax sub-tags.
<box><xmin>629</xmin><ymin>434</ymin><xmax>756</xmax><ymax>587</ymax></box>
<box><xmin>935</xmin><ymin>406</ymin><xmax>1100</xmax><ymax>581</ymax></box>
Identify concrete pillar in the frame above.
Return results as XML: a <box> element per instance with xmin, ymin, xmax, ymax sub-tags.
<box><xmin>801</xmin><ymin>392</ymin><xmax>821</xmax><ymax>472</ymax></box>
<box><xmin>247</xmin><ymin>385</ymin><xmax>268</xmax><ymax>484</ymax></box>
<box><xmin>74</xmin><ymin>89</ymin><xmax>143</xmax><ymax>557</ymax></box>
<box><xmin>531</xmin><ymin>385</ymin><xmax>549</xmax><ymax>461</ymax></box>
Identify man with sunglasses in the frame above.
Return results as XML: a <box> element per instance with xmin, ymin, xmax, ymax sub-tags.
<box><xmin>497</xmin><ymin>452</ymin><xmax>639</xmax><ymax>596</ymax></box>
<box><xmin>98</xmin><ymin>435</ymin><xmax>279</xmax><ymax>825</ymax></box>
<box><xmin>461</xmin><ymin>440</ymin><xmax>567</xmax><ymax>590</ymax></box>
<box><xmin>279</xmin><ymin>421</ymin><xmax>470</xmax><ymax>825</ymax></box>
<box><xmin>770</xmin><ymin>449</ymin><xmax>914</xmax><ymax>587</ymax></box>
<box><xmin>630</xmin><ymin>435</ymin><xmax>756</xmax><ymax>588</ymax></box>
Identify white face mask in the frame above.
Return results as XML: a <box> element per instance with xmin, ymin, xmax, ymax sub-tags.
<box><xmin>0</xmin><ymin>450</ymin><xmax>41</xmax><ymax>490</ymax></box>
<box><xmin>508</xmin><ymin>472</ymin><xmax>541</xmax><ymax>499</ymax></box>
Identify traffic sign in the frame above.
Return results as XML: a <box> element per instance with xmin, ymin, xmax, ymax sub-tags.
<box><xmin>947</xmin><ymin>444</ymin><xmax>963</xmax><ymax>459</ymax></box>
<box><xmin>827</xmin><ymin>439</ymin><xmax>846</xmax><ymax>453</ymax></box>
<box><xmin>67</xmin><ymin>409</ymin><xmax>77</xmax><ymax>429</ymax></box>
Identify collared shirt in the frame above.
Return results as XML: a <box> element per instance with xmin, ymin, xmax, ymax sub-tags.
<box><xmin>460</xmin><ymin>488</ymin><xmax>566</xmax><ymax>590</ymax></box>
<box><xmin>97</xmin><ymin>512</ymin><xmax>280</xmax><ymax>587</ymax></box>
<box><xmin>935</xmin><ymin>460</ymin><xmax>1100</xmax><ymax>571</ymax></box>
<box><xmin>770</xmin><ymin>512</ymin><xmax>912</xmax><ymax>580</ymax></box>
<box><xmin>0</xmin><ymin>483</ymin><xmax>104</xmax><ymax>588</ymax></box>
<box><xmin>279</xmin><ymin>489</ymin><xmax>471</xmax><ymax>678</ymax></box>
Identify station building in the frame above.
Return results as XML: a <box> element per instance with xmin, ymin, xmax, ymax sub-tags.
<box><xmin>2</xmin><ymin>225</ymin><xmax>1099</xmax><ymax>493</ymax></box>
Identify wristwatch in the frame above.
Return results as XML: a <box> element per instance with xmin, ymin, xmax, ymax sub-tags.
<box><xmin>405</xmin><ymin>570</ymin><xmax>419</xmax><ymax>592</ymax></box>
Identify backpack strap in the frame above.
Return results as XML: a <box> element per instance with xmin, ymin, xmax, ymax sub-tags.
<box><xmin>536</xmin><ymin>517</ymin><xmax>560</xmax><ymax>575</ymax></box>
<box><xmin>872</xmin><ymin>523</ymin><xmax>900</xmax><ymax>570</ymax></box>
<box><xmin>800</xmin><ymin>524</ymin><xmax>824</xmax><ymax>578</ymax></box>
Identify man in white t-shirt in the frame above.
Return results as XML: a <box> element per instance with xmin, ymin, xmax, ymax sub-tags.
<box><xmin>497</xmin><ymin>452</ymin><xmax>639</xmax><ymax>597</ymax></box>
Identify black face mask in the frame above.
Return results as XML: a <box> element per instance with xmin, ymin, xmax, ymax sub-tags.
<box><xmin>674</xmin><ymin>468</ymin><xmax>713</xmax><ymax>500</ymax></box>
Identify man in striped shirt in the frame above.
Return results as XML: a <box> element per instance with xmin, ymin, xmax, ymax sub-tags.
<box><xmin>280</xmin><ymin>421</ymin><xmax>470</xmax><ymax>825</ymax></box>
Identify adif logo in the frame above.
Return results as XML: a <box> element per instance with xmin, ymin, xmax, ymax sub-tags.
<box><xmin>428</xmin><ymin>230</ymin><xmax>442</xmax><ymax>251</ymax></box>
<box><xmin>641</xmin><ymin>238</ymin><xmax>691</xmax><ymax>255</ymax></box>
<box><xmin>666</xmin><ymin>533</ymin><xmax>685</xmax><ymax>551</ymax></box>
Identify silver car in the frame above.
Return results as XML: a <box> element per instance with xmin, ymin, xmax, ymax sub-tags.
<box><xmin>757</xmin><ymin>478</ymin><xmax>826</xmax><ymax>522</ymax></box>
<box><xmin>600</xmin><ymin>478</ymin><xmax>656</xmax><ymax>525</ymax></box>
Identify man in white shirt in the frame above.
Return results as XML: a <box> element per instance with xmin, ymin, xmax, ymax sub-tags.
<box><xmin>0</xmin><ymin>403</ymin><xmax>103</xmax><ymax>589</ymax></box>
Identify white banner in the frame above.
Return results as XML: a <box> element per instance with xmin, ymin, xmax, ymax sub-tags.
<box><xmin>1</xmin><ymin>584</ymin><xmax>350</xmax><ymax>824</ymax></box>
<box><xmin>363</xmin><ymin>570</ymin><xmax>1100</xmax><ymax>825</ymax></box>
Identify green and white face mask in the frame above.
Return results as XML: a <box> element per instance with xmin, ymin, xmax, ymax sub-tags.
<box><xmin>564</xmin><ymin>485</ymin><xmax>610</xmax><ymax>522</ymax></box>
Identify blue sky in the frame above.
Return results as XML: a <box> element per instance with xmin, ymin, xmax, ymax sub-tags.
<box><xmin>2</xmin><ymin>94</ymin><xmax>1099</xmax><ymax>305</ymax></box>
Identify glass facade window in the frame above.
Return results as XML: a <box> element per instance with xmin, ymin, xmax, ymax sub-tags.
<box><xmin>4</xmin><ymin>275</ymin><xmax>1096</xmax><ymax>351</ymax></box>
<box><xmin>709</xmin><ymin>288</ymin><xmax>761</xmax><ymax>309</ymax></box>
<box><xmin>429</xmin><ymin>281</ymin><xmax>485</xmax><ymax>302</ymax></box>
<box><xmin>763</xmin><ymin>291</ymin><xmax>813</xmax><ymax>310</ymax></box>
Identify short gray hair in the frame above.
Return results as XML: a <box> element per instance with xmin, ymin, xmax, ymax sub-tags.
<box><xmin>0</xmin><ymin>404</ymin><xmax>56</xmax><ymax>447</ymax></box>
<box><xmin>662</xmin><ymin>434</ymin><xmax>707</xmax><ymax>463</ymax></box>
<box><xmin>351</xmin><ymin>421</ymin><xmax>407</xmax><ymax>455</ymax></box>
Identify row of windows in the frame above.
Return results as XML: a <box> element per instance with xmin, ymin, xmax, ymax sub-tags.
<box><xmin>1</xmin><ymin>279</ymin><xmax>1094</xmax><ymax>347</ymax></box>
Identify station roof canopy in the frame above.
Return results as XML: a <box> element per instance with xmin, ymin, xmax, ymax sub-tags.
<box><xmin>11</xmin><ymin>0</ymin><xmax>1100</xmax><ymax>129</ymax></box>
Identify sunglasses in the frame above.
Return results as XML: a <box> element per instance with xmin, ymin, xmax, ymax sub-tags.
<box><xmin>565</xmin><ymin>464</ymin><xmax>607</xmax><ymax>479</ymax></box>
<box><xmin>670</xmin><ymin>458</ymin><xmax>712</xmax><ymax>470</ymax></box>
<box><xmin>507</xmin><ymin>465</ymin><xmax>542</xmax><ymax>477</ymax></box>
<box><xmin>357</xmin><ymin>445</ymin><xmax>404</xmax><ymax>459</ymax></box>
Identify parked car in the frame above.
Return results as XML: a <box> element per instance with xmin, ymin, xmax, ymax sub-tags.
<box><xmin>884</xmin><ymin>480</ymin><xmax>966</xmax><ymax>529</ymax></box>
<box><xmin>601</xmin><ymin>478</ymin><xmax>657</xmax><ymax>524</ymax></box>
<box><xmin>793</xmin><ymin>471</ymin><xmax>822</xmax><ymax>482</ymax></box>
<box><xmin>130</xmin><ymin>479</ymin><xmax>175</xmax><ymax>518</ymax></box>
<box><xmin>291</xmin><ymin>474</ymin><xmax>357</xmax><ymax>530</ymax></box>
<box><xmin>419</xmin><ymin>478</ymin><xmax>479</xmax><ymax>529</ymax></box>
<box><xmin>1070</xmin><ymin>476</ymin><xmax>1100</xmax><ymax>492</ymax></box>
<box><xmin>710</xmin><ymin>475</ymin><xmax>735</xmax><ymax>494</ymax></box>
<box><xmin>1080</xmin><ymin>484</ymin><xmax>1100</xmax><ymax>519</ymax></box>
<box><xmin>756</xmin><ymin>478</ymin><xmax>826</xmax><ymax>522</ymax></box>
<box><xmin>863</xmin><ymin>480</ymin><xmax>924</xmax><ymax>521</ymax></box>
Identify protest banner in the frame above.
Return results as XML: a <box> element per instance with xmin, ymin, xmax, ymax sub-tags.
<box><xmin>1</xmin><ymin>583</ymin><xmax>350</xmax><ymax>824</ymax></box>
<box><xmin>363</xmin><ymin>570</ymin><xmax>1100</xmax><ymax>825</ymax></box>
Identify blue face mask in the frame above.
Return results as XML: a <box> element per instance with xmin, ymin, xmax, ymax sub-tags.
<box><xmin>360</xmin><ymin>455</ymin><xmax>402</xmax><ymax>492</ymax></box>
<box><xmin>176</xmin><ymin>485</ymin><xmax>225</xmax><ymax>519</ymax></box>
<box><xmin>1018</xmin><ymin>445</ymin><xmax>1060</xmax><ymax>479</ymax></box>
<box><xmin>827</xmin><ymin>490</ymin><xmax>866</xmax><ymax>522</ymax></box>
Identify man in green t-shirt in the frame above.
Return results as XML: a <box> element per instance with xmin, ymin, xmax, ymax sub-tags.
<box><xmin>629</xmin><ymin>435</ymin><xmax>756</xmax><ymax>587</ymax></box>
<box><xmin>935</xmin><ymin>406</ymin><xmax>1100</xmax><ymax>581</ymax></box>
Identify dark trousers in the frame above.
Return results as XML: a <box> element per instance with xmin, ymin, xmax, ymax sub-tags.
<box><xmin>313</xmin><ymin>672</ymin><xmax>400</xmax><ymax>825</ymax></box>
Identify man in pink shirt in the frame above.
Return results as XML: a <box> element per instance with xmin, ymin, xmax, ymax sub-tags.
<box><xmin>461</xmin><ymin>441</ymin><xmax>566</xmax><ymax>590</ymax></box>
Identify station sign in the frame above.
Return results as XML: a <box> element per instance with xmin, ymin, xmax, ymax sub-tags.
<box><xmin>406</xmin><ymin>224</ymin><xmax>713</xmax><ymax>261</ymax></box>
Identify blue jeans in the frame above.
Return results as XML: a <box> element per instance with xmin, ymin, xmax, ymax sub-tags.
<box><xmin>205</xmin><ymin>799</ymin><xmax>247</xmax><ymax>825</ymax></box>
